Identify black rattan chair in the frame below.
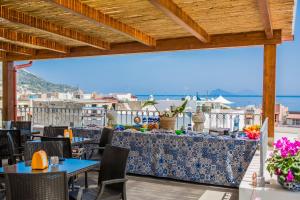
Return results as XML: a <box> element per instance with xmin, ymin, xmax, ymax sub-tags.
<box><xmin>24</xmin><ymin>141</ymin><xmax>64</xmax><ymax>162</ymax></box>
<box><xmin>84</xmin><ymin>128</ymin><xmax>114</xmax><ymax>188</ymax></box>
<box><xmin>70</xmin><ymin>145</ymin><xmax>130</xmax><ymax>200</ymax></box>
<box><xmin>0</xmin><ymin>131</ymin><xmax>9</xmax><ymax>167</ymax></box>
<box><xmin>11</xmin><ymin>121</ymin><xmax>32</xmax><ymax>142</ymax></box>
<box><xmin>5</xmin><ymin>172</ymin><xmax>68</xmax><ymax>200</ymax></box>
<box><xmin>11</xmin><ymin>121</ymin><xmax>31</xmax><ymax>134</ymax></box>
<box><xmin>7</xmin><ymin>132</ymin><xmax>23</xmax><ymax>165</ymax></box>
<box><xmin>0</xmin><ymin>130</ymin><xmax>23</xmax><ymax>166</ymax></box>
<box><xmin>88</xmin><ymin>127</ymin><xmax>114</xmax><ymax>160</ymax></box>
<box><xmin>43</xmin><ymin>126</ymin><xmax>68</xmax><ymax>137</ymax></box>
<box><xmin>41</xmin><ymin>137</ymin><xmax>72</xmax><ymax>158</ymax></box>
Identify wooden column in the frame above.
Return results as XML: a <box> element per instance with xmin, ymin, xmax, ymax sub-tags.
<box><xmin>2</xmin><ymin>61</ymin><xmax>15</xmax><ymax>121</ymax></box>
<box><xmin>262</xmin><ymin>44</ymin><xmax>276</xmax><ymax>138</ymax></box>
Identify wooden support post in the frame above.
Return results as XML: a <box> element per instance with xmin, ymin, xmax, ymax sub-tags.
<box><xmin>2</xmin><ymin>61</ymin><xmax>15</xmax><ymax>121</ymax></box>
<box><xmin>262</xmin><ymin>44</ymin><xmax>276</xmax><ymax>140</ymax></box>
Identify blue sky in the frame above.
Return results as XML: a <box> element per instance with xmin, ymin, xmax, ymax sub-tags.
<box><xmin>26</xmin><ymin>6</ymin><xmax>299</xmax><ymax>96</ymax></box>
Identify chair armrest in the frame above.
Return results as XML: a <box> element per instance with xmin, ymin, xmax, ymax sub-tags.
<box><xmin>90</xmin><ymin>147</ymin><xmax>105</xmax><ymax>151</ymax></box>
<box><xmin>97</xmin><ymin>178</ymin><xmax>127</xmax><ymax>199</ymax></box>
<box><xmin>102</xmin><ymin>178</ymin><xmax>128</xmax><ymax>186</ymax></box>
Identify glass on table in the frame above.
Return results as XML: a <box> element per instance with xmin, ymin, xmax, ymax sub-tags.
<box><xmin>49</xmin><ymin>156</ymin><xmax>59</xmax><ymax>165</ymax></box>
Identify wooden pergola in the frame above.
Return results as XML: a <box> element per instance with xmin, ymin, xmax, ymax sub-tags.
<box><xmin>0</xmin><ymin>0</ymin><xmax>297</xmax><ymax>139</ymax></box>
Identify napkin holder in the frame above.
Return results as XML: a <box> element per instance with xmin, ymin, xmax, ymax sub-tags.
<box><xmin>31</xmin><ymin>150</ymin><xmax>48</xmax><ymax>170</ymax></box>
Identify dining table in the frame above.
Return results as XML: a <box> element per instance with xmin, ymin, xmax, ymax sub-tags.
<box><xmin>0</xmin><ymin>158</ymin><xmax>99</xmax><ymax>177</ymax></box>
<box><xmin>33</xmin><ymin>136</ymin><xmax>94</xmax><ymax>146</ymax></box>
<box><xmin>73</xmin><ymin>127</ymin><xmax>259</xmax><ymax>187</ymax></box>
<box><xmin>0</xmin><ymin>158</ymin><xmax>99</xmax><ymax>189</ymax></box>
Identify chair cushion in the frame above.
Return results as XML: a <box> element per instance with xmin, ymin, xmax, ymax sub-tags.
<box><xmin>69</xmin><ymin>186</ymin><xmax>122</xmax><ymax>200</ymax></box>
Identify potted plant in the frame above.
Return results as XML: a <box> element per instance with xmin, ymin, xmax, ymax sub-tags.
<box><xmin>159</xmin><ymin>99</ymin><xmax>188</xmax><ymax>130</ymax></box>
<box><xmin>266</xmin><ymin>137</ymin><xmax>300</xmax><ymax>191</ymax></box>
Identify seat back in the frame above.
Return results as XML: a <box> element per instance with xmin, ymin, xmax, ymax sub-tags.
<box><xmin>5</xmin><ymin>172</ymin><xmax>68</xmax><ymax>200</ymax></box>
<box><xmin>0</xmin><ymin>130</ymin><xmax>22</xmax><ymax>163</ymax></box>
<box><xmin>99</xmin><ymin>127</ymin><xmax>114</xmax><ymax>148</ymax></box>
<box><xmin>11</xmin><ymin>121</ymin><xmax>31</xmax><ymax>132</ymax></box>
<box><xmin>40</xmin><ymin>137</ymin><xmax>72</xmax><ymax>158</ymax></box>
<box><xmin>6</xmin><ymin>131</ymin><xmax>22</xmax><ymax>165</ymax></box>
<box><xmin>24</xmin><ymin>141</ymin><xmax>64</xmax><ymax>162</ymax></box>
<box><xmin>98</xmin><ymin>145</ymin><xmax>129</xmax><ymax>189</ymax></box>
<box><xmin>43</xmin><ymin>126</ymin><xmax>68</xmax><ymax>137</ymax></box>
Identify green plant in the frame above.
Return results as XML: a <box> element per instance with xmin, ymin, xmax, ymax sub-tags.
<box><xmin>142</xmin><ymin>100</ymin><xmax>158</xmax><ymax>108</ymax></box>
<box><xmin>161</xmin><ymin>99</ymin><xmax>188</xmax><ymax>118</ymax></box>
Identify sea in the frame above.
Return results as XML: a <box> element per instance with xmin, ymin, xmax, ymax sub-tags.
<box><xmin>136</xmin><ymin>95</ymin><xmax>300</xmax><ymax>111</ymax></box>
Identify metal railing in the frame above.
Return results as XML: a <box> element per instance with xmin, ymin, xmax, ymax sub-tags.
<box><xmin>115</xmin><ymin>109</ymin><xmax>262</xmax><ymax>130</ymax></box>
<box><xmin>0</xmin><ymin>106</ymin><xmax>262</xmax><ymax>130</ymax></box>
<box><xmin>16</xmin><ymin>106</ymin><xmax>106</xmax><ymax>127</ymax></box>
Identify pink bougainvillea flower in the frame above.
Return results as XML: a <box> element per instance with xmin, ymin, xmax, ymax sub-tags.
<box><xmin>280</xmin><ymin>149</ymin><xmax>288</xmax><ymax>158</ymax></box>
<box><xmin>286</xmin><ymin>170</ymin><xmax>294</xmax><ymax>182</ymax></box>
<box><xmin>275</xmin><ymin>140</ymin><xmax>283</xmax><ymax>149</ymax></box>
<box><xmin>274</xmin><ymin>138</ymin><xmax>300</xmax><ymax>157</ymax></box>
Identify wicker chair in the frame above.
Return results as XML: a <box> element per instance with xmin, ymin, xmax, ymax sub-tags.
<box><xmin>11</xmin><ymin>121</ymin><xmax>31</xmax><ymax>134</ymax></box>
<box><xmin>84</xmin><ymin>128</ymin><xmax>114</xmax><ymax>187</ymax></box>
<box><xmin>24</xmin><ymin>141</ymin><xmax>64</xmax><ymax>162</ymax></box>
<box><xmin>88</xmin><ymin>127</ymin><xmax>114</xmax><ymax>160</ymax></box>
<box><xmin>70</xmin><ymin>145</ymin><xmax>130</xmax><ymax>200</ymax></box>
<box><xmin>0</xmin><ymin>130</ymin><xmax>23</xmax><ymax>166</ymax></box>
<box><xmin>43</xmin><ymin>126</ymin><xmax>68</xmax><ymax>137</ymax></box>
<box><xmin>11</xmin><ymin>121</ymin><xmax>32</xmax><ymax>142</ymax></box>
<box><xmin>5</xmin><ymin>172</ymin><xmax>68</xmax><ymax>200</ymax></box>
<box><xmin>6</xmin><ymin>132</ymin><xmax>23</xmax><ymax>165</ymax></box>
<box><xmin>0</xmin><ymin>131</ymin><xmax>9</xmax><ymax>167</ymax></box>
<box><xmin>41</xmin><ymin>137</ymin><xmax>72</xmax><ymax>158</ymax></box>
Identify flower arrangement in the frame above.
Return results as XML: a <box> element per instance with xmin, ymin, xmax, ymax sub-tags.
<box><xmin>266</xmin><ymin>137</ymin><xmax>300</xmax><ymax>191</ymax></box>
<box><xmin>243</xmin><ymin>125</ymin><xmax>260</xmax><ymax>139</ymax></box>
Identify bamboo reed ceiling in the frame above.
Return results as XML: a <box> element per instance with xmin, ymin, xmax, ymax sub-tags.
<box><xmin>0</xmin><ymin>0</ymin><xmax>296</xmax><ymax>61</ymax></box>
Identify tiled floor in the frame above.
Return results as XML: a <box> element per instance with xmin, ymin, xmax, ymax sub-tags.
<box><xmin>79</xmin><ymin>172</ymin><xmax>238</xmax><ymax>200</ymax></box>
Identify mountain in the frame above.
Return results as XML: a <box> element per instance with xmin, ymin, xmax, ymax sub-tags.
<box><xmin>17</xmin><ymin>69</ymin><xmax>79</xmax><ymax>93</ymax></box>
<box><xmin>209</xmin><ymin>89</ymin><xmax>234</xmax><ymax>96</ymax></box>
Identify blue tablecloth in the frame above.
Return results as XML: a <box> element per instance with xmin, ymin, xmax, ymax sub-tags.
<box><xmin>72</xmin><ymin>128</ymin><xmax>258</xmax><ymax>187</ymax></box>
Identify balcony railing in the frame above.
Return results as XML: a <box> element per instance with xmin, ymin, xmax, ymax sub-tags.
<box><xmin>0</xmin><ymin>106</ymin><xmax>262</xmax><ymax>131</ymax></box>
<box><xmin>116</xmin><ymin>109</ymin><xmax>262</xmax><ymax>131</ymax></box>
<box><xmin>15</xmin><ymin>106</ymin><xmax>106</xmax><ymax>127</ymax></box>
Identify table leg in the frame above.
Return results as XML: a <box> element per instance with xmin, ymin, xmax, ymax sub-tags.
<box><xmin>85</xmin><ymin>172</ymin><xmax>88</xmax><ymax>188</ymax></box>
<box><xmin>71</xmin><ymin>177</ymin><xmax>75</xmax><ymax>191</ymax></box>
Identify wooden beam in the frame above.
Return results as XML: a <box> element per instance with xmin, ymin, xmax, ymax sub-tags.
<box><xmin>257</xmin><ymin>0</ymin><xmax>273</xmax><ymax>39</ymax></box>
<box><xmin>5</xmin><ymin>30</ymin><xmax>282</xmax><ymax>61</ymax></box>
<box><xmin>0</xmin><ymin>41</ymin><xmax>35</xmax><ymax>55</ymax></box>
<box><xmin>0</xmin><ymin>28</ymin><xmax>69</xmax><ymax>53</ymax></box>
<box><xmin>44</xmin><ymin>0</ymin><xmax>156</xmax><ymax>47</ymax></box>
<box><xmin>2</xmin><ymin>61</ymin><xmax>15</xmax><ymax>121</ymax></box>
<box><xmin>149</xmin><ymin>0</ymin><xmax>209</xmax><ymax>43</ymax></box>
<box><xmin>262</xmin><ymin>44</ymin><xmax>276</xmax><ymax>139</ymax></box>
<box><xmin>0</xmin><ymin>6</ymin><xmax>110</xmax><ymax>50</ymax></box>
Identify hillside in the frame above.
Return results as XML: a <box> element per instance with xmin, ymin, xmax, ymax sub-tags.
<box><xmin>17</xmin><ymin>69</ymin><xmax>79</xmax><ymax>93</ymax></box>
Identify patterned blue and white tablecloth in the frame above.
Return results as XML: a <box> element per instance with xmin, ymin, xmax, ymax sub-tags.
<box><xmin>72</xmin><ymin>128</ymin><xmax>258</xmax><ymax>187</ymax></box>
